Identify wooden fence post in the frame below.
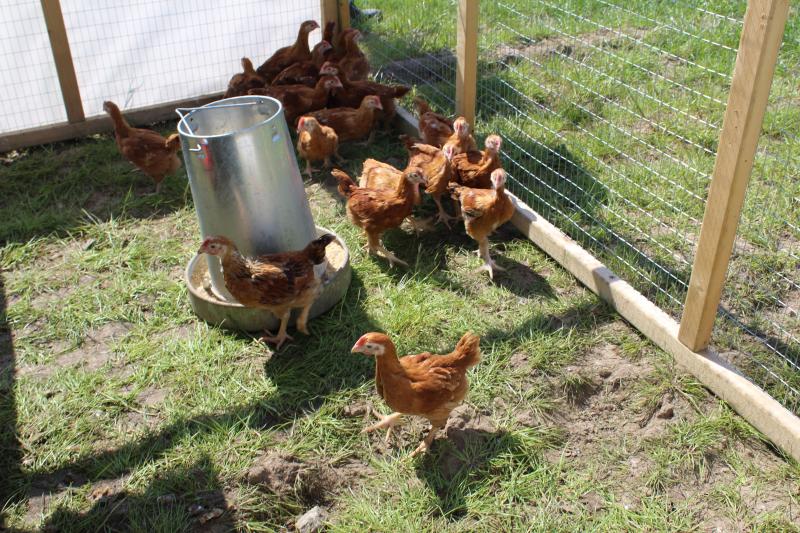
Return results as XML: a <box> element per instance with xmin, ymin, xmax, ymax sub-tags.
<box><xmin>337</xmin><ymin>0</ymin><xmax>351</xmax><ymax>31</ymax></box>
<box><xmin>41</xmin><ymin>0</ymin><xmax>84</xmax><ymax>124</ymax></box>
<box><xmin>678</xmin><ymin>0</ymin><xmax>789</xmax><ymax>352</ymax></box>
<box><xmin>321</xmin><ymin>0</ymin><xmax>339</xmax><ymax>30</ymax></box>
<box><xmin>455</xmin><ymin>0</ymin><xmax>478</xmax><ymax>126</ymax></box>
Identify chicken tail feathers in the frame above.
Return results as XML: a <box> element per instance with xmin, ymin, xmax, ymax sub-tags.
<box><xmin>414</xmin><ymin>97</ymin><xmax>431</xmax><ymax>117</ymax></box>
<box><xmin>399</xmin><ymin>134</ymin><xmax>421</xmax><ymax>152</ymax></box>
<box><xmin>452</xmin><ymin>331</ymin><xmax>481</xmax><ymax>368</ymax></box>
<box><xmin>165</xmin><ymin>133</ymin><xmax>181</xmax><ymax>151</ymax></box>
<box><xmin>392</xmin><ymin>85</ymin><xmax>411</xmax><ymax>98</ymax></box>
<box><xmin>304</xmin><ymin>233</ymin><xmax>335</xmax><ymax>264</ymax></box>
<box><xmin>332</xmin><ymin>168</ymin><xmax>357</xmax><ymax>198</ymax></box>
<box><xmin>448</xmin><ymin>182</ymin><xmax>465</xmax><ymax>201</ymax></box>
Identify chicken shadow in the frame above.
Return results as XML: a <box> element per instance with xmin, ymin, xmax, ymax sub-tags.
<box><xmin>0</xmin><ymin>120</ymin><xmax>190</xmax><ymax>246</ymax></box>
<box><xmin>414</xmin><ymin>426</ymin><xmax>519</xmax><ymax>520</ymax></box>
<box><xmin>0</xmin><ymin>273</ymin><xmax>22</xmax><ymax>530</ymax></box>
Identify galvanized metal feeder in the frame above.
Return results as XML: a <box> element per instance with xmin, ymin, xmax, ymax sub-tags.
<box><xmin>177</xmin><ymin>95</ymin><xmax>350</xmax><ymax>331</ymax></box>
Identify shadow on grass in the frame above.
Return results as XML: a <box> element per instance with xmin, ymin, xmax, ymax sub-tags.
<box><xmin>0</xmin><ymin>123</ymin><xmax>190</xmax><ymax>246</ymax></box>
<box><xmin>0</xmin><ymin>273</ymin><xmax>22</xmax><ymax>529</ymax></box>
<box><xmin>42</xmin><ymin>455</ymin><xmax>236</xmax><ymax>532</ymax></box>
<box><xmin>414</xmin><ymin>428</ymin><xmax>517</xmax><ymax>520</ymax></box>
<box><xmin>9</xmin><ymin>271</ymin><xmax>378</xmax><ymax>530</ymax></box>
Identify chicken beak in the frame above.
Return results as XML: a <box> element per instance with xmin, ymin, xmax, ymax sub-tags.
<box><xmin>351</xmin><ymin>337</ymin><xmax>367</xmax><ymax>353</ymax></box>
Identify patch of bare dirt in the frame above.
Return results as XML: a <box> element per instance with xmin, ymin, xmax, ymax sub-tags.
<box><xmin>29</xmin><ymin>286</ymin><xmax>74</xmax><ymax>310</ymax></box>
<box><xmin>18</xmin><ymin>322</ymin><xmax>132</xmax><ymax>378</ymax></box>
<box><xmin>136</xmin><ymin>386</ymin><xmax>169</xmax><ymax>407</ymax></box>
<box><xmin>495</xmin><ymin>27</ymin><xmax>650</xmax><ymax>65</ymax></box>
<box><xmin>548</xmin><ymin>343</ymin><xmax>658</xmax><ymax>460</ymax></box>
<box><xmin>245</xmin><ymin>452</ymin><xmax>374</xmax><ymax>505</ymax></box>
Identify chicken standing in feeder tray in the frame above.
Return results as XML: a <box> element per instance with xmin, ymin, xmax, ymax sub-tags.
<box><xmin>198</xmin><ymin>234</ymin><xmax>335</xmax><ymax>349</ymax></box>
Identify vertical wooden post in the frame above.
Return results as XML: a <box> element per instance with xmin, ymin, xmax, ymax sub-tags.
<box><xmin>456</xmin><ymin>0</ymin><xmax>478</xmax><ymax>126</ymax></box>
<box><xmin>337</xmin><ymin>0</ymin><xmax>351</xmax><ymax>31</ymax></box>
<box><xmin>678</xmin><ymin>0</ymin><xmax>788</xmax><ymax>351</ymax></box>
<box><xmin>320</xmin><ymin>0</ymin><xmax>338</xmax><ymax>30</ymax></box>
<box><xmin>41</xmin><ymin>0</ymin><xmax>84</xmax><ymax>123</ymax></box>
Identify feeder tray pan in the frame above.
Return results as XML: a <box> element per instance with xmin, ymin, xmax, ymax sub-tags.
<box><xmin>185</xmin><ymin>226</ymin><xmax>351</xmax><ymax>332</ymax></box>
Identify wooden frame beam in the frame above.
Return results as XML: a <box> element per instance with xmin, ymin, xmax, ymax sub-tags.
<box><xmin>679</xmin><ymin>0</ymin><xmax>789</xmax><ymax>351</ymax></box>
<box><xmin>41</xmin><ymin>0</ymin><xmax>84</xmax><ymax>123</ymax></box>
<box><xmin>0</xmin><ymin>92</ymin><xmax>222</xmax><ymax>152</ymax></box>
<box><xmin>455</xmin><ymin>0</ymin><xmax>478</xmax><ymax>126</ymax></box>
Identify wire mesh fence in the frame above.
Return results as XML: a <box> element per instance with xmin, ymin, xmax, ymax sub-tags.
<box><xmin>358</xmin><ymin>0</ymin><xmax>800</xmax><ymax>416</ymax></box>
<box><xmin>0</xmin><ymin>0</ymin><xmax>322</xmax><ymax>136</ymax></box>
<box><xmin>356</xmin><ymin>0</ymin><xmax>458</xmax><ymax>118</ymax></box>
<box><xmin>0</xmin><ymin>1</ymin><xmax>67</xmax><ymax>132</ymax></box>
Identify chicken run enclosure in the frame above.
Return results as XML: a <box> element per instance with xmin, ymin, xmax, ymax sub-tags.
<box><xmin>1</xmin><ymin>0</ymin><xmax>799</xmax><ymax>465</ymax></box>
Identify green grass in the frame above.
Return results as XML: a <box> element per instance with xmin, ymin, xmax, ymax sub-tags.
<box><xmin>1</xmin><ymin>123</ymin><xmax>798</xmax><ymax>531</ymax></box>
<box><xmin>358</xmin><ymin>0</ymin><xmax>800</xmax><ymax>417</ymax></box>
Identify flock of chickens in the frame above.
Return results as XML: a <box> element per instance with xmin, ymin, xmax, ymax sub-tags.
<box><xmin>103</xmin><ymin>20</ymin><xmax>518</xmax><ymax>457</ymax></box>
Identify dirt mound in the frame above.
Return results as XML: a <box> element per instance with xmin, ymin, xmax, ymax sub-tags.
<box><xmin>246</xmin><ymin>453</ymin><xmax>373</xmax><ymax>505</ymax></box>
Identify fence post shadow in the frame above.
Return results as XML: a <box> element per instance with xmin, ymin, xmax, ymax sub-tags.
<box><xmin>0</xmin><ymin>273</ymin><xmax>22</xmax><ymax>529</ymax></box>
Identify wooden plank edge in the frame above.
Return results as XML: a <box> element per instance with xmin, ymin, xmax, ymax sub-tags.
<box><xmin>0</xmin><ymin>92</ymin><xmax>223</xmax><ymax>153</ymax></box>
<box><xmin>392</xmin><ymin>104</ymin><xmax>800</xmax><ymax>461</ymax></box>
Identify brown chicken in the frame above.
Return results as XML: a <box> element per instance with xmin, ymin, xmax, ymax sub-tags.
<box><xmin>357</xmin><ymin>158</ymin><xmax>427</xmax><ymax>234</ymax></box>
<box><xmin>332</xmin><ymin>167</ymin><xmax>426</xmax><ymax>266</ymax></box>
<box><xmin>103</xmin><ymin>101</ymin><xmax>181</xmax><ymax>194</ymax></box>
<box><xmin>256</xmin><ymin>20</ymin><xmax>320</xmax><ymax>81</ymax></box>
<box><xmin>351</xmin><ymin>331</ymin><xmax>481</xmax><ymax>457</ymax></box>
<box><xmin>248</xmin><ymin>75</ymin><xmax>342</xmax><ymax>123</ymax></box>
<box><xmin>309</xmin><ymin>95</ymin><xmax>383</xmax><ymax>143</ymax></box>
<box><xmin>337</xmin><ymin>29</ymin><xmax>370</xmax><ymax>82</ymax></box>
<box><xmin>324</xmin><ymin>62</ymin><xmax>410</xmax><ymax>127</ymax></box>
<box><xmin>443</xmin><ymin>116</ymin><xmax>478</xmax><ymax>155</ymax></box>
<box><xmin>271</xmin><ymin>40</ymin><xmax>332</xmax><ymax>87</ymax></box>
<box><xmin>451</xmin><ymin>134</ymin><xmax>503</xmax><ymax>189</ymax></box>
<box><xmin>402</xmin><ymin>137</ymin><xmax>457</xmax><ymax>226</ymax></box>
<box><xmin>198</xmin><ymin>233</ymin><xmax>335</xmax><ymax>348</ymax></box>
<box><xmin>322</xmin><ymin>20</ymin><xmax>335</xmax><ymax>45</ymax></box>
<box><xmin>415</xmin><ymin>97</ymin><xmax>454</xmax><ymax>147</ymax></box>
<box><xmin>224</xmin><ymin>57</ymin><xmax>266</xmax><ymax>98</ymax></box>
<box><xmin>331</xmin><ymin>23</ymin><xmax>349</xmax><ymax>61</ymax></box>
<box><xmin>449</xmin><ymin>169</ymin><xmax>515</xmax><ymax>279</ymax></box>
<box><xmin>296</xmin><ymin>116</ymin><xmax>342</xmax><ymax>176</ymax></box>
<box><xmin>358</xmin><ymin>158</ymin><xmax>421</xmax><ymax>205</ymax></box>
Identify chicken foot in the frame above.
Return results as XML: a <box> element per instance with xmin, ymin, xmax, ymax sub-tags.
<box><xmin>432</xmin><ymin>196</ymin><xmax>458</xmax><ymax>228</ymax></box>
<box><xmin>361</xmin><ymin>410</ymin><xmax>403</xmax><ymax>443</ymax></box>
<box><xmin>410</xmin><ymin>422</ymin><xmax>444</xmax><ymax>458</ymax></box>
<box><xmin>473</xmin><ymin>238</ymin><xmax>504</xmax><ymax>280</ymax></box>
<box><xmin>259</xmin><ymin>308</ymin><xmax>293</xmax><ymax>349</ymax></box>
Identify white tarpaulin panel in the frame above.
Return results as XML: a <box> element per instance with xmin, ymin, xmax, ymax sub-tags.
<box><xmin>0</xmin><ymin>0</ymin><xmax>321</xmax><ymax>135</ymax></box>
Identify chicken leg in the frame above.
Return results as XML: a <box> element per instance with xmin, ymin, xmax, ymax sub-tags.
<box><xmin>362</xmin><ymin>409</ymin><xmax>403</xmax><ymax>443</ymax></box>
<box><xmin>366</xmin><ymin>232</ymin><xmax>408</xmax><ymax>267</ymax></box>
<box><xmin>410</xmin><ymin>421</ymin><xmax>444</xmax><ymax>458</ymax></box>
<box><xmin>432</xmin><ymin>196</ymin><xmax>457</xmax><ymax>228</ymax></box>
<box><xmin>296</xmin><ymin>303</ymin><xmax>312</xmax><ymax>335</ymax></box>
<box><xmin>303</xmin><ymin>160</ymin><xmax>320</xmax><ymax>177</ymax></box>
<box><xmin>473</xmin><ymin>238</ymin><xmax>504</xmax><ymax>280</ymax></box>
<box><xmin>259</xmin><ymin>308</ymin><xmax>293</xmax><ymax>348</ymax></box>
